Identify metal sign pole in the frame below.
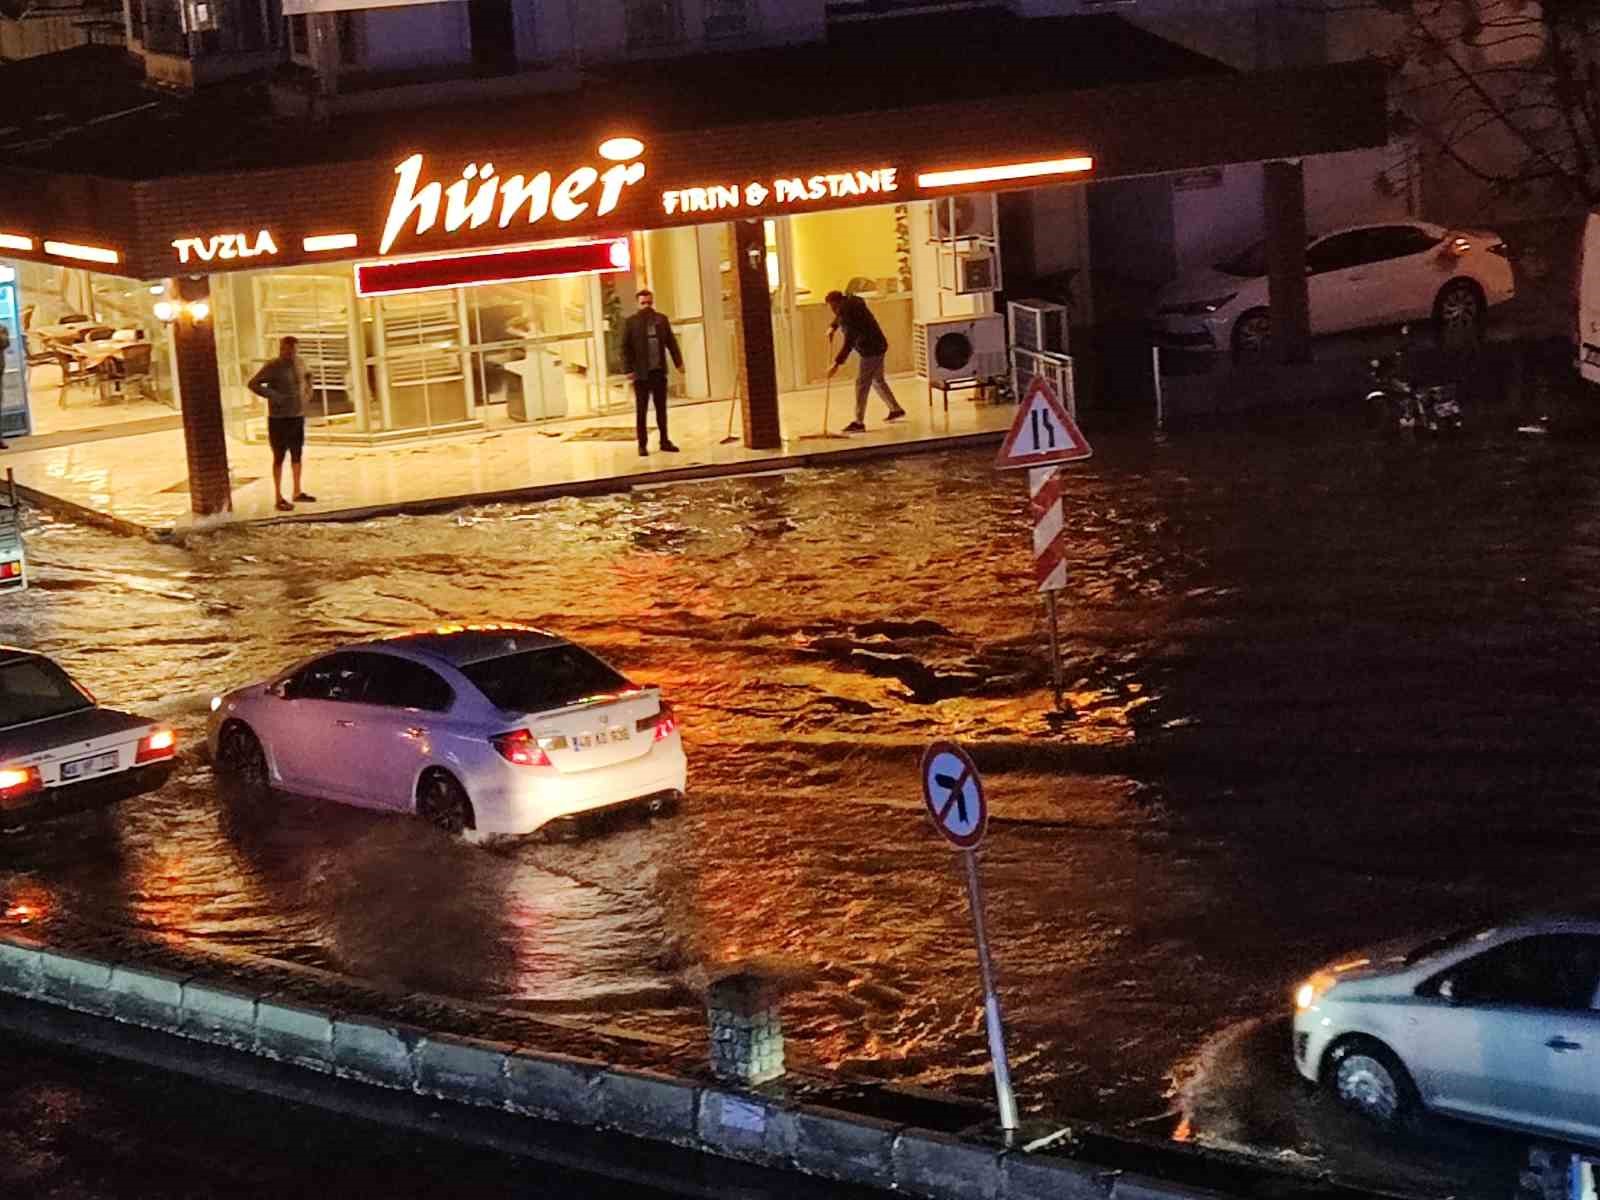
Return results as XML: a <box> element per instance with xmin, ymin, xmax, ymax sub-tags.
<box><xmin>1045</xmin><ymin>592</ymin><xmax>1064</xmax><ymax>711</ymax></box>
<box><xmin>962</xmin><ymin>847</ymin><xmax>1018</xmax><ymax>1133</ymax></box>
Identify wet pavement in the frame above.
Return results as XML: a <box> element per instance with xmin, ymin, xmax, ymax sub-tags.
<box><xmin>3</xmin><ymin>410</ymin><xmax>1598</xmax><ymax>1198</ymax></box>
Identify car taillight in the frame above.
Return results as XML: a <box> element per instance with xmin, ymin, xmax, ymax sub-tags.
<box><xmin>0</xmin><ymin>766</ymin><xmax>43</xmax><ymax>804</ymax></box>
<box><xmin>637</xmin><ymin>701</ymin><xmax>678</xmax><ymax>742</ymax></box>
<box><xmin>0</xmin><ymin>560</ymin><xmax>21</xmax><ymax>581</ymax></box>
<box><xmin>492</xmin><ymin>729</ymin><xmax>552</xmax><ymax>767</ymax></box>
<box><xmin>135</xmin><ymin>728</ymin><xmax>176</xmax><ymax>763</ymax></box>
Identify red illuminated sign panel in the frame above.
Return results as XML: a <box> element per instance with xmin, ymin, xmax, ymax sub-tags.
<box><xmin>355</xmin><ymin>237</ymin><xmax>630</xmax><ymax>297</ymax></box>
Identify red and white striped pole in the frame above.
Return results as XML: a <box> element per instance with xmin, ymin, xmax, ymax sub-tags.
<box><xmin>1028</xmin><ymin>466</ymin><xmax>1067</xmax><ymax>708</ymax></box>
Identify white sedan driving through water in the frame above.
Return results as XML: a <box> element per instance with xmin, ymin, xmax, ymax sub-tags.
<box><xmin>207</xmin><ymin>625</ymin><xmax>686</xmax><ymax>836</ymax></box>
<box><xmin>1293</xmin><ymin>916</ymin><xmax>1600</xmax><ymax>1146</ymax></box>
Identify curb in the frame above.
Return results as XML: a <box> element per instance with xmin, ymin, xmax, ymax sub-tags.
<box><xmin>0</xmin><ymin>937</ymin><xmax>1377</xmax><ymax>1200</ymax></box>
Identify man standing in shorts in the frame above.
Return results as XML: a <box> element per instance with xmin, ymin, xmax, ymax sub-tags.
<box><xmin>248</xmin><ymin>336</ymin><xmax>315</xmax><ymax>512</ymax></box>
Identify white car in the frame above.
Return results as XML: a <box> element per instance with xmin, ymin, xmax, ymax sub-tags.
<box><xmin>1293</xmin><ymin>917</ymin><xmax>1600</xmax><ymax>1146</ymax></box>
<box><xmin>1152</xmin><ymin>220</ymin><xmax>1515</xmax><ymax>357</ymax></box>
<box><xmin>206</xmin><ymin>624</ymin><xmax>686</xmax><ymax>837</ymax></box>
<box><xmin>0</xmin><ymin>646</ymin><xmax>176</xmax><ymax>824</ymax></box>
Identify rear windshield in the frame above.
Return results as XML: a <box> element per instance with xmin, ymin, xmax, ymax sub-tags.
<box><xmin>460</xmin><ymin>645</ymin><xmax>631</xmax><ymax>714</ymax></box>
<box><xmin>1214</xmin><ymin>241</ymin><xmax>1268</xmax><ymax>278</ymax></box>
<box><xmin>0</xmin><ymin>657</ymin><xmax>94</xmax><ymax>727</ymax></box>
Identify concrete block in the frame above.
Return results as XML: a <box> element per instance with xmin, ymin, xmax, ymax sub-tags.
<box><xmin>598</xmin><ymin>1066</ymin><xmax>699</xmax><ymax>1142</ymax></box>
<box><xmin>110</xmin><ymin>964</ymin><xmax>187</xmax><ymax>1030</ymax></box>
<box><xmin>505</xmin><ymin>1049</ymin><xmax>602</xmax><ymax>1123</ymax></box>
<box><xmin>893</xmin><ymin>1127</ymin><xmax>1002</xmax><ymax>1200</ymax></box>
<box><xmin>180</xmin><ymin>980</ymin><xmax>259</xmax><ymax>1048</ymax></box>
<box><xmin>255</xmin><ymin>997</ymin><xmax>334</xmax><ymax>1071</ymax></box>
<box><xmin>39</xmin><ymin>949</ymin><xmax>116</xmax><ymax>1014</ymax></box>
<box><xmin>0</xmin><ymin>936</ymin><xmax>43</xmax><ymax>996</ymax></box>
<box><xmin>332</xmin><ymin>1017</ymin><xmax>416</xmax><ymax>1089</ymax></box>
<box><xmin>1112</xmin><ymin>1175</ymin><xmax>1229</xmax><ymax>1200</ymax></box>
<box><xmin>792</xmin><ymin>1104</ymin><xmax>901</xmax><ymax>1190</ymax></box>
<box><xmin>414</xmin><ymin>1034</ymin><xmax>511</xmax><ymax>1107</ymax></box>
<box><xmin>696</xmin><ymin>1089</ymin><xmax>797</xmax><ymax>1162</ymax></box>
<box><xmin>1005</xmin><ymin>1151</ymin><xmax>1116</xmax><ymax>1200</ymax></box>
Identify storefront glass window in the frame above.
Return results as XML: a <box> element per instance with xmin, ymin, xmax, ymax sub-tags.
<box><xmin>640</xmin><ymin>226</ymin><xmax>709</xmax><ymax>402</ymax></box>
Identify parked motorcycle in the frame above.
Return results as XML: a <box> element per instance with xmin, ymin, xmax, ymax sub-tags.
<box><xmin>1366</xmin><ymin>330</ymin><xmax>1463</xmax><ymax>434</ymax></box>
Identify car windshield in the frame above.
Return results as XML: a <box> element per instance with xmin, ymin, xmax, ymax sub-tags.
<box><xmin>460</xmin><ymin>645</ymin><xmax>631</xmax><ymax>714</ymax></box>
<box><xmin>1402</xmin><ymin>924</ymin><xmax>1497</xmax><ymax>966</ymax></box>
<box><xmin>0</xmin><ymin>657</ymin><xmax>94</xmax><ymax>727</ymax></box>
<box><xmin>1214</xmin><ymin>241</ymin><xmax>1268</xmax><ymax>278</ymax></box>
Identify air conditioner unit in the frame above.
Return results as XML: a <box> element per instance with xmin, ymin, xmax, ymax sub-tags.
<box><xmin>1008</xmin><ymin>299</ymin><xmax>1069</xmax><ymax>355</ymax></box>
<box><xmin>1011</xmin><ymin>347</ymin><xmax>1076</xmax><ymax>419</ymax></box>
<box><xmin>956</xmin><ymin>251</ymin><xmax>998</xmax><ymax>295</ymax></box>
<box><xmin>914</xmin><ymin>313</ymin><xmax>1007</xmax><ymax>385</ymax></box>
<box><xmin>931</xmin><ymin>194</ymin><xmax>997</xmax><ymax>241</ymax></box>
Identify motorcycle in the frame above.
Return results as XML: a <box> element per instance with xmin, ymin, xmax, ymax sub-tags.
<box><xmin>1366</xmin><ymin>332</ymin><xmax>1462</xmax><ymax>434</ymax></box>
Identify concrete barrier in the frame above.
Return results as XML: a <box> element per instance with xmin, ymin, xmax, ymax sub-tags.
<box><xmin>0</xmin><ymin>933</ymin><xmax>1324</xmax><ymax>1200</ymax></box>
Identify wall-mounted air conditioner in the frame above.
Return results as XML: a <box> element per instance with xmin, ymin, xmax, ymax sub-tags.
<box><xmin>955</xmin><ymin>251</ymin><xmax>998</xmax><ymax>295</ymax></box>
<box><xmin>930</xmin><ymin>193</ymin><xmax>997</xmax><ymax>241</ymax></box>
<box><xmin>1007</xmin><ymin>299</ymin><xmax>1069</xmax><ymax>355</ymax></box>
<box><xmin>914</xmin><ymin>313</ymin><xmax>1007</xmax><ymax>385</ymax></box>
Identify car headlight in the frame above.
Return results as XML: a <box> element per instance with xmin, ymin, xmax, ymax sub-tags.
<box><xmin>210</xmin><ymin>695</ymin><xmax>223</xmax><ymax>712</ymax></box>
<box><xmin>1295</xmin><ymin>971</ymin><xmax>1337</xmax><ymax>1011</ymax></box>
<box><xmin>1159</xmin><ymin>294</ymin><xmax>1237</xmax><ymax>317</ymax></box>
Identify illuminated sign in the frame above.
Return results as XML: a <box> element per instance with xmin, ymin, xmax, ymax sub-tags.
<box><xmin>0</xmin><ymin>233</ymin><xmax>34</xmax><ymax>252</ymax></box>
<box><xmin>379</xmin><ymin>138</ymin><xmax>647</xmax><ymax>255</ymax></box>
<box><xmin>303</xmin><ymin>233</ymin><xmax>359</xmax><ymax>253</ymax></box>
<box><xmin>355</xmin><ymin>237</ymin><xmax>630</xmax><ymax>297</ymax></box>
<box><xmin>915</xmin><ymin>157</ymin><xmax>1093</xmax><ymax>189</ymax></box>
<box><xmin>43</xmin><ymin>240</ymin><xmax>118</xmax><ymax>265</ymax></box>
<box><xmin>661</xmin><ymin>167</ymin><xmax>898</xmax><ymax>216</ymax></box>
<box><xmin>172</xmin><ymin>230</ymin><xmax>280</xmax><ymax>264</ymax></box>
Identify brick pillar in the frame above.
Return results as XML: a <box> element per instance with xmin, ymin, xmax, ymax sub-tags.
<box><xmin>172</xmin><ymin>277</ymin><xmax>232</xmax><ymax>517</ymax></box>
<box><xmin>1263</xmin><ymin>159</ymin><xmax>1311</xmax><ymax>365</ymax></box>
<box><xmin>730</xmin><ymin>219</ymin><xmax>782</xmax><ymax>449</ymax></box>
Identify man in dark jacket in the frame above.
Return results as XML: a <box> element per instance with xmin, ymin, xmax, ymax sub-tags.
<box><xmin>621</xmin><ymin>289</ymin><xmax>684</xmax><ymax>455</ymax></box>
<box><xmin>826</xmin><ymin>289</ymin><xmax>906</xmax><ymax>433</ymax></box>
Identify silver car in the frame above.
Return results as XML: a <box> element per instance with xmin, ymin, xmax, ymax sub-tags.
<box><xmin>1293</xmin><ymin>917</ymin><xmax>1600</xmax><ymax>1146</ymax></box>
<box><xmin>0</xmin><ymin>646</ymin><xmax>176</xmax><ymax>824</ymax></box>
<box><xmin>206</xmin><ymin>624</ymin><xmax>686</xmax><ymax>837</ymax></box>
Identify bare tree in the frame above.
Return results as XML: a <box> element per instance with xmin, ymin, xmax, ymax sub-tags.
<box><xmin>1359</xmin><ymin>0</ymin><xmax>1600</xmax><ymax>208</ymax></box>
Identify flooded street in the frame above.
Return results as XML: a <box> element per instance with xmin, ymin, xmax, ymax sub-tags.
<box><xmin>3</xmin><ymin>415</ymin><xmax>1599</xmax><ymax>1197</ymax></box>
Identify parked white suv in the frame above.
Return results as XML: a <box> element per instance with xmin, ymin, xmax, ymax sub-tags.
<box><xmin>1293</xmin><ymin>917</ymin><xmax>1599</xmax><ymax>1146</ymax></box>
<box><xmin>1152</xmin><ymin>220</ymin><xmax>1515</xmax><ymax>357</ymax></box>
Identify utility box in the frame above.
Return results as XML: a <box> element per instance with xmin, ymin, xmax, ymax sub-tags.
<box><xmin>706</xmin><ymin>969</ymin><xmax>785</xmax><ymax>1086</ymax></box>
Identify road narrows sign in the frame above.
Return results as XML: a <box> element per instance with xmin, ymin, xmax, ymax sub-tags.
<box><xmin>994</xmin><ymin>377</ymin><xmax>1092</xmax><ymax>471</ymax></box>
<box><xmin>920</xmin><ymin>741</ymin><xmax>987</xmax><ymax>849</ymax></box>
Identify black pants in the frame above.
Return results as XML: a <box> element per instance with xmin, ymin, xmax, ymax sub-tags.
<box><xmin>633</xmin><ymin>370</ymin><xmax>669</xmax><ymax>448</ymax></box>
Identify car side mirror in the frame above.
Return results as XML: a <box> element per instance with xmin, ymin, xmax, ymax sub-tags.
<box><xmin>268</xmin><ymin>680</ymin><xmax>288</xmax><ymax>699</ymax></box>
<box><xmin>1437</xmin><ymin>975</ymin><xmax>1457</xmax><ymax>1002</ymax></box>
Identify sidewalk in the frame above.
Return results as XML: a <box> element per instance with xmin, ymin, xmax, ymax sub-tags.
<box><xmin>0</xmin><ymin>382</ymin><xmax>1011</xmax><ymax>536</ymax></box>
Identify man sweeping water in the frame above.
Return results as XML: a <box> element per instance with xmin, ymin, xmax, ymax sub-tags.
<box><xmin>826</xmin><ymin>289</ymin><xmax>906</xmax><ymax>433</ymax></box>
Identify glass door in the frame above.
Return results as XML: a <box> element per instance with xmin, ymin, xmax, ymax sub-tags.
<box><xmin>373</xmin><ymin>290</ymin><xmax>472</xmax><ymax>435</ymax></box>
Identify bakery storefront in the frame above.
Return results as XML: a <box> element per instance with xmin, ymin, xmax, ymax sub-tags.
<box><xmin>0</xmin><ymin>54</ymin><xmax>1385</xmax><ymax>514</ymax></box>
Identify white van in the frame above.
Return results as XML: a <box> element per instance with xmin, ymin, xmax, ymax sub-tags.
<box><xmin>1577</xmin><ymin>209</ymin><xmax>1600</xmax><ymax>385</ymax></box>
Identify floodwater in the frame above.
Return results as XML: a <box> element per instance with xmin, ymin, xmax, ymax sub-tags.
<box><xmin>3</xmin><ymin>415</ymin><xmax>1599</xmax><ymax>1196</ymax></box>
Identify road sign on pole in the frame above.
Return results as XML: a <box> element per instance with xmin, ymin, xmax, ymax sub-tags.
<box><xmin>995</xmin><ymin>377</ymin><xmax>1091</xmax><ymax>471</ymax></box>
<box><xmin>920</xmin><ymin>742</ymin><xmax>1018</xmax><ymax>1133</ymax></box>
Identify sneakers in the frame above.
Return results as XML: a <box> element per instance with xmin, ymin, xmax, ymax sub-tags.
<box><xmin>661</xmin><ymin>441</ymin><xmax>680</xmax><ymax>453</ymax></box>
<box><xmin>885</xmin><ymin>408</ymin><xmax>907</xmax><ymax>422</ymax></box>
<box><xmin>842</xmin><ymin>421</ymin><xmax>866</xmax><ymax>433</ymax></box>
<box><xmin>293</xmin><ymin>492</ymin><xmax>316</xmax><ymax>503</ymax></box>
<box><xmin>275</xmin><ymin>498</ymin><xmax>293</xmax><ymax>512</ymax></box>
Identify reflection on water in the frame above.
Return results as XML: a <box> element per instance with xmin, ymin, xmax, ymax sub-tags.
<box><xmin>2</xmin><ymin>426</ymin><xmax>1600</xmax><ymax>1188</ymax></box>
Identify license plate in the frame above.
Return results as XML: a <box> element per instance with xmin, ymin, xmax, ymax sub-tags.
<box><xmin>572</xmin><ymin>728</ymin><xmax>631</xmax><ymax>751</ymax></box>
<box><xmin>61</xmin><ymin>750</ymin><xmax>118</xmax><ymax>780</ymax></box>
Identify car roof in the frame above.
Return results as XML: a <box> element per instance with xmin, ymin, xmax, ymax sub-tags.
<box><xmin>0</xmin><ymin>645</ymin><xmax>48</xmax><ymax>667</ymax></box>
<box><xmin>367</xmin><ymin>623</ymin><xmax>567</xmax><ymax>668</ymax></box>
<box><xmin>1311</xmin><ymin>218</ymin><xmax>1444</xmax><ymax>242</ymax></box>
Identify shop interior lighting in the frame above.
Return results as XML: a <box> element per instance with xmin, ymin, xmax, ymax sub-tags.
<box><xmin>43</xmin><ymin>240</ymin><xmax>119</xmax><ymax>265</ymax></box>
<box><xmin>153</xmin><ymin>300</ymin><xmax>178</xmax><ymax>322</ymax></box>
<box><xmin>303</xmin><ymin>233</ymin><xmax>359</xmax><ymax>253</ymax></box>
<box><xmin>187</xmin><ymin>300</ymin><xmax>210</xmax><ymax>322</ymax></box>
<box><xmin>0</xmin><ymin>233</ymin><xmax>34</xmax><ymax>252</ymax></box>
<box><xmin>355</xmin><ymin>237</ymin><xmax>630</xmax><ymax>298</ymax></box>
<box><xmin>916</xmin><ymin>157</ymin><xmax>1094</xmax><ymax>189</ymax></box>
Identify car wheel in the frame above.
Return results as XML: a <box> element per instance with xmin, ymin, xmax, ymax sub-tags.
<box><xmin>1323</xmin><ymin>1036</ymin><xmax>1417</xmax><ymax>1129</ymax></box>
<box><xmin>217</xmin><ymin>722</ymin><xmax>270</xmax><ymax>793</ymax></box>
<box><xmin>416</xmin><ymin>770</ymin><xmax>474</xmax><ymax>836</ymax></box>
<box><xmin>1231</xmin><ymin>309</ymin><xmax>1272</xmax><ymax>361</ymax></box>
<box><xmin>1434</xmin><ymin>279</ymin><xmax>1485</xmax><ymax>345</ymax></box>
